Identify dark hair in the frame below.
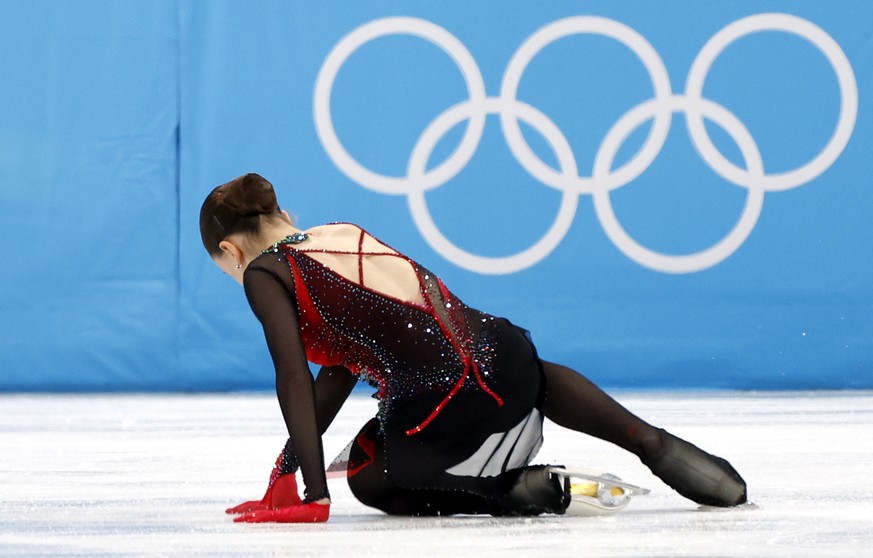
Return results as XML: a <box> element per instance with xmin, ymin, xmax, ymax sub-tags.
<box><xmin>199</xmin><ymin>173</ymin><xmax>281</xmax><ymax>256</ymax></box>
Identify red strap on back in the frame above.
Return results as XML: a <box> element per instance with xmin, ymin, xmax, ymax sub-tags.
<box><xmin>357</xmin><ymin>228</ymin><xmax>365</xmax><ymax>286</ymax></box>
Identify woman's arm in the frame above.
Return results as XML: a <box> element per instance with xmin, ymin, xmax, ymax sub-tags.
<box><xmin>315</xmin><ymin>364</ymin><xmax>358</xmax><ymax>435</ymax></box>
<box><xmin>243</xmin><ymin>263</ymin><xmax>329</xmax><ymax>503</ymax></box>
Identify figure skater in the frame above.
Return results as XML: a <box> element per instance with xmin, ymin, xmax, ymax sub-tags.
<box><xmin>200</xmin><ymin>173</ymin><xmax>747</xmax><ymax>523</ymax></box>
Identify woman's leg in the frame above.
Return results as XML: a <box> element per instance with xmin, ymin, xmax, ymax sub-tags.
<box><xmin>346</xmin><ymin>420</ymin><xmax>567</xmax><ymax>516</ymax></box>
<box><xmin>541</xmin><ymin>361</ymin><xmax>659</xmax><ymax>457</ymax></box>
<box><xmin>541</xmin><ymin>361</ymin><xmax>747</xmax><ymax>507</ymax></box>
<box><xmin>346</xmin><ymin>419</ymin><xmax>495</xmax><ymax>516</ymax></box>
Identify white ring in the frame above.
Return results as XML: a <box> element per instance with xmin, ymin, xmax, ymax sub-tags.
<box><xmin>313</xmin><ymin>17</ymin><xmax>487</xmax><ymax>194</ymax></box>
<box><xmin>499</xmin><ymin>16</ymin><xmax>673</xmax><ymax>194</ymax></box>
<box><xmin>407</xmin><ymin>98</ymin><xmax>579</xmax><ymax>274</ymax></box>
<box><xmin>314</xmin><ymin>14</ymin><xmax>857</xmax><ymax>274</ymax></box>
<box><xmin>593</xmin><ymin>96</ymin><xmax>765</xmax><ymax>273</ymax></box>
<box><xmin>685</xmin><ymin>13</ymin><xmax>858</xmax><ymax>192</ymax></box>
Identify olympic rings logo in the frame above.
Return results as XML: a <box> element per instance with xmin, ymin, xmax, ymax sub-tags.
<box><xmin>314</xmin><ymin>14</ymin><xmax>857</xmax><ymax>274</ymax></box>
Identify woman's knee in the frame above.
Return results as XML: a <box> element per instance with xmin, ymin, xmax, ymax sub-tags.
<box><xmin>346</xmin><ymin>418</ymin><xmax>392</xmax><ymax>510</ymax></box>
<box><xmin>347</xmin><ymin>465</ymin><xmax>389</xmax><ymax>510</ymax></box>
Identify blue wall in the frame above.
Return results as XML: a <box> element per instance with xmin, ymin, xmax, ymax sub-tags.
<box><xmin>1</xmin><ymin>1</ymin><xmax>871</xmax><ymax>391</ymax></box>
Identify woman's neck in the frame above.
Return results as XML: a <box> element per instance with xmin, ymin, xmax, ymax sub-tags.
<box><xmin>248</xmin><ymin>221</ymin><xmax>303</xmax><ymax>257</ymax></box>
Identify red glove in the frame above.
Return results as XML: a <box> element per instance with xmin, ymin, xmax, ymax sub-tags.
<box><xmin>226</xmin><ymin>454</ymin><xmax>302</xmax><ymax>515</ymax></box>
<box><xmin>234</xmin><ymin>501</ymin><xmax>330</xmax><ymax>523</ymax></box>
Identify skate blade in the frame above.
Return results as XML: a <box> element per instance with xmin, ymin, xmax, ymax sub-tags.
<box><xmin>550</xmin><ymin>466</ymin><xmax>648</xmax><ymax>516</ymax></box>
<box><xmin>565</xmin><ymin>482</ymin><xmax>630</xmax><ymax>516</ymax></box>
<box><xmin>567</xmin><ymin>493</ymin><xmax>631</xmax><ymax>516</ymax></box>
<box><xmin>549</xmin><ymin>466</ymin><xmax>651</xmax><ymax>495</ymax></box>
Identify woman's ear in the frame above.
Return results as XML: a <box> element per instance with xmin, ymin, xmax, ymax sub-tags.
<box><xmin>218</xmin><ymin>239</ymin><xmax>245</xmax><ymax>268</ymax></box>
<box><xmin>280</xmin><ymin>209</ymin><xmax>294</xmax><ymax>224</ymax></box>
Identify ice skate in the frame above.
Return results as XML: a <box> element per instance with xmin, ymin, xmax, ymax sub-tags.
<box><xmin>549</xmin><ymin>467</ymin><xmax>649</xmax><ymax>516</ymax></box>
<box><xmin>496</xmin><ymin>465</ymin><xmax>571</xmax><ymax>516</ymax></box>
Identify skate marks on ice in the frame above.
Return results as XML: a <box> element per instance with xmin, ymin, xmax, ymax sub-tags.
<box><xmin>0</xmin><ymin>391</ymin><xmax>871</xmax><ymax>557</ymax></box>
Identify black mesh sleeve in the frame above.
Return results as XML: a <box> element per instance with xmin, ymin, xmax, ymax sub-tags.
<box><xmin>243</xmin><ymin>258</ymin><xmax>329</xmax><ymax>502</ymax></box>
<box><xmin>314</xmin><ymin>364</ymin><xmax>358</xmax><ymax>434</ymax></box>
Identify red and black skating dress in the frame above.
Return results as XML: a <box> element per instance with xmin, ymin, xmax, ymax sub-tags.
<box><xmin>244</xmin><ymin>223</ymin><xmax>546</xmax><ymax>508</ymax></box>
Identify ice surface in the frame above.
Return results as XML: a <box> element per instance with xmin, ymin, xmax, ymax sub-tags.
<box><xmin>1</xmin><ymin>391</ymin><xmax>872</xmax><ymax>557</ymax></box>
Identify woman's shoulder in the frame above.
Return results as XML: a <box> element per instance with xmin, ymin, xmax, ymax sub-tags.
<box><xmin>304</xmin><ymin>221</ymin><xmax>362</xmax><ymax>239</ymax></box>
<box><xmin>247</xmin><ymin>250</ymin><xmax>292</xmax><ymax>275</ymax></box>
<box><xmin>243</xmin><ymin>253</ymin><xmax>296</xmax><ymax>299</ymax></box>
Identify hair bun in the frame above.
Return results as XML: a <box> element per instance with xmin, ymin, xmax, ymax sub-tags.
<box><xmin>221</xmin><ymin>173</ymin><xmax>279</xmax><ymax>217</ymax></box>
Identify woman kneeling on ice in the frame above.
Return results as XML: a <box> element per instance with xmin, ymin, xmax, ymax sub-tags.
<box><xmin>200</xmin><ymin>173</ymin><xmax>747</xmax><ymax>522</ymax></box>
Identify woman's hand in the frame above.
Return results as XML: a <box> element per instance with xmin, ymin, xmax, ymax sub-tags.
<box><xmin>233</xmin><ymin>500</ymin><xmax>330</xmax><ymax>523</ymax></box>
<box><xmin>226</xmin><ymin>451</ymin><xmax>302</xmax><ymax>515</ymax></box>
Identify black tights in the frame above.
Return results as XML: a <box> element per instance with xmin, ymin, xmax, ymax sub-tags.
<box><xmin>348</xmin><ymin>360</ymin><xmax>669</xmax><ymax>515</ymax></box>
<box><xmin>540</xmin><ymin>360</ymin><xmax>662</xmax><ymax>459</ymax></box>
<box><xmin>347</xmin><ymin>418</ymin><xmax>500</xmax><ymax>516</ymax></box>
<box><xmin>542</xmin><ymin>361</ymin><xmax>747</xmax><ymax>508</ymax></box>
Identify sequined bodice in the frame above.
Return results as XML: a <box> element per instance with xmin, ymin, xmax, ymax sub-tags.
<box><xmin>259</xmin><ymin>226</ymin><xmax>504</xmax><ymax>435</ymax></box>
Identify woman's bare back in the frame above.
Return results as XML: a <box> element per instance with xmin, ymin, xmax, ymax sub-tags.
<box><xmin>300</xmin><ymin>223</ymin><xmax>426</xmax><ymax>307</ymax></box>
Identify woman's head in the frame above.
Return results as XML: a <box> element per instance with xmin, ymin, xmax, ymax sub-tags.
<box><xmin>200</xmin><ymin>173</ymin><xmax>295</xmax><ymax>283</ymax></box>
<box><xmin>199</xmin><ymin>173</ymin><xmax>281</xmax><ymax>258</ymax></box>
